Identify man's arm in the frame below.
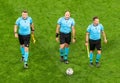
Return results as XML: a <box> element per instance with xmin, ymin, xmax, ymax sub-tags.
<box><xmin>56</xmin><ymin>24</ymin><xmax>60</xmax><ymax>42</ymax></box>
<box><xmin>85</xmin><ymin>32</ymin><xmax>89</xmax><ymax>46</ymax></box>
<box><xmin>86</xmin><ymin>32</ymin><xmax>89</xmax><ymax>42</ymax></box>
<box><xmin>72</xmin><ymin>26</ymin><xmax>76</xmax><ymax>43</ymax></box>
<box><xmin>72</xmin><ymin>26</ymin><xmax>75</xmax><ymax>39</ymax></box>
<box><xmin>14</xmin><ymin>25</ymin><xmax>18</xmax><ymax>38</ymax></box>
<box><xmin>102</xmin><ymin>31</ymin><xmax>107</xmax><ymax>43</ymax></box>
<box><xmin>31</xmin><ymin>23</ymin><xmax>35</xmax><ymax>34</ymax></box>
<box><xmin>56</xmin><ymin>24</ymin><xmax>60</xmax><ymax>34</ymax></box>
<box><xmin>31</xmin><ymin>23</ymin><xmax>36</xmax><ymax>43</ymax></box>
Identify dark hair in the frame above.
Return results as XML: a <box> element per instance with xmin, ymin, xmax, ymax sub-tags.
<box><xmin>93</xmin><ymin>16</ymin><xmax>99</xmax><ymax>21</ymax></box>
<box><xmin>22</xmin><ymin>10</ymin><xmax>28</xmax><ymax>13</ymax></box>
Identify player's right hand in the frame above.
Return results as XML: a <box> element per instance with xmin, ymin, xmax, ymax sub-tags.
<box><xmin>15</xmin><ymin>33</ymin><xmax>18</xmax><ymax>38</ymax></box>
<box><xmin>56</xmin><ymin>37</ymin><xmax>59</xmax><ymax>42</ymax></box>
<box><xmin>85</xmin><ymin>42</ymin><xmax>88</xmax><ymax>46</ymax></box>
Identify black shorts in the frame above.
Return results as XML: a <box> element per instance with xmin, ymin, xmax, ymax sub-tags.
<box><xmin>18</xmin><ymin>34</ymin><xmax>31</xmax><ymax>47</ymax></box>
<box><xmin>89</xmin><ymin>39</ymin><xmax>101</xmax><ymax>51</ymax></box>
<box><xmin>60</xmin><ymin>32</ymin><xmax>71</xmax><ymax>44</ymax></box>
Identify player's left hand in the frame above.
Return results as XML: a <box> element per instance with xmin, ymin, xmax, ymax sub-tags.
<box><xmin>72</xmin><ymin>38</ymin><xmax>76</xmax><ymax>43</ymax></box>
<box><xmin>104</xmin><ymin>39</ymin><xmax>107</xmax><ymax>44</ymax></box>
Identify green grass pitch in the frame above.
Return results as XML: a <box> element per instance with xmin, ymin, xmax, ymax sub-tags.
<box><xmin>0</xmin><ymin>0</ymin><xmax>120</xmax><ymax>83</ymax></box>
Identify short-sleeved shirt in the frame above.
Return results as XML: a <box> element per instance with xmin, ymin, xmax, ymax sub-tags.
<box><xmin>87</xmin><ymin>23</ymin><xmax>104</xmax><ymax>40</ymax></box>
<box><xmin>15</xmin><ymin>17</ymin><xmax>32</xmax><ymax>35</ymax></box>
<box><xmin>57</xmin><ymin>17</ymin><xmax>75</xmax><ymax>34</ymax></box>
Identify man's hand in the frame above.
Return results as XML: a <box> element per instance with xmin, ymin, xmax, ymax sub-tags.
<box><xmin>85</xmin><ymin>42</ymin><xmax>90</xmax><ymax>58</ymax></box>
<box><xmin>15</xmin><ymin>33</ymin><xmax>18</xmax><ymax>38</ymax></box>
<box><xmin>85</xmin><ymin>42</ymin><xmax>88</xmax><ymax>46</ymax></box>
<box><xmin>104</xmin><ymin>39</ymin><xmax>107</xmax><ymax>44</ymax></box>
<box><xmin>14</xmin><ymin>25</ymin><xmax>18</xmax><ymax>38</ymax></box>
<box><xmin>102</xmin><ymin>31</ymin><xmax>107</xmax><ymax>44</ymax></box>
<box><xmin>72</xmin><ymin>38</ymin><xmax>76</xmax><ymax>43</ymax></box>
<box><xmin>56</xmin><ymin>37</ymin><xmax>59</xmax><ymax>42</ymax></box>
<box><xmin>85</xmin><ymin>32</ymin><xmax>89</xmax><ymax>46</ymax></box>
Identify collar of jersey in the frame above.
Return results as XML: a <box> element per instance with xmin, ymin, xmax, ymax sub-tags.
<box><xmin>21</xmin><ymin>17</ymin><xmax>28</xmax><ymax>20</ymax></box>
<box><xmin>92</xmin><ymin>23</ymin><xmax>99</xmax><ymax>27</ymax></box>
<box><xmin>64</xmin><ymin>17</ymin><xmax>70</xmax><ymax>20</ymax></box>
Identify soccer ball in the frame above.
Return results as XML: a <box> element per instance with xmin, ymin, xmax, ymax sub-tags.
<box><xmin>66</xmin><ymin>68</ymin><xmax>74</xmax><ymax>75</ymax></box>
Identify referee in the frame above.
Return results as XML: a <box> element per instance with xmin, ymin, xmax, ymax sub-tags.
<box><xmin>14</xmin><ymin>10</ymin><xmax>35</xmax><ymax>68</ymax></box>
<box><xmin>85</xmin><ymin>16</ymin><xmax>107</xmax><ymax>67</ymax></box>
<box><xmin>56</xmin><ymin>11</ymin><xmax>76</xmax><ymax>64</ymax></box>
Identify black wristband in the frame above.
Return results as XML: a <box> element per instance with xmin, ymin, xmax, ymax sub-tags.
<box><xmin>32</xmin><ymin>30</ymin><xmax>35</xmax><ymax>31</ymax></box>
<box><xmin>56</xmin><ymin>33</ymin><xmax>59</xmax><ymax>37</ymax></box>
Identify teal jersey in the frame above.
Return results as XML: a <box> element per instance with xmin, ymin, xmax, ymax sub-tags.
<box><xmin>87</xmin><ymin>23</ymin><xmax>104</xmax><ymax>40</ymax></box>
<box><xmin>57</xmin><ymin>17</ymin><xmax>75</xmax><ymax>34</ymax></box>
<box><xmin>15</xmin><ymin>17</ymin><xmax>33</xmax><ymax>35</ymax></box>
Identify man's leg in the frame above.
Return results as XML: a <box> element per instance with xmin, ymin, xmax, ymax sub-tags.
<box><xmin>96</xmin><ymin>50</ymin><xmax>101</xmax><ymax>63</ymax></box>
<box><xmin>96</xmin><ymin>39</ymin><xmax>102</xmax><ymax>67</ymax></box>
<box><xmin>18</xmin><ymin>34</ymin><xmax>25</xmax><ymax>61</ymax></box>
<box><xmin>20</xmin><ymin>45</ymin><xmax>25</xmax><ymax>61</ymax></box>
<box><xmin>23</xmin><ymin>35</ymin><xmax>30</xmax><ymax>68</ymax></box>
<box><xmin>59</xmin><ymin>44</ymin><xmax>65</xmax><ymax>62</ymax></box>
<box><xmin>64</xmin><ymin>33</ymin><xmax>71</xmax><ymax>64</ymax></box>
<box><xmin>96</xmin><ymin>50</ymin><xmax>101</xmax><ymax>67</ymax></box>
<box><xmin>64</xmin><ymin>43</ymin><xmax>69</xmax><ymax>63</ymax></box>
<box><xmin>24</xmin><ymin>47</ymin><xmax>29</xmax><ymax>64</ymax></box>
<box><xmin>89</xmin><ymin>39</ymin><xmax>95</xmax><ymax>67</ymax></box>
<box><xmin>89</xmin><ymin>50</ymin><xmax>94</xmax><ymax>67</ymax></box>
<box><xmin>89</xmin><ymin>50</ymin><xmax>94</xmax><ymax>63</ymax></box>
<box><xmin>59</xmin><ymin>32</ymin><xmax>66</xmax><ymax>62</ymax></box>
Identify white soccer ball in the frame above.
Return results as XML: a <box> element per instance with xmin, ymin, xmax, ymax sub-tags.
<box><xmin>66</xmin><ymin>68</ymin><xmax>74</xmax><ymax>75</ymax></box>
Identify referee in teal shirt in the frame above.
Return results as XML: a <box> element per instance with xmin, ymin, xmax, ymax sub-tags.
<box><xmin>85</xmin><ymin>16</ymin><xmax>107</xmax><ymax>67</ymax></box>
<box><xmin>14</xmin><ymin>10</ymin><xmax>35</xmax><ymax>69</ymax></box>
<box><xmin>56</xmin><ymin>11</ymin><xmax>76</xmax><ymax>64</ymax></box>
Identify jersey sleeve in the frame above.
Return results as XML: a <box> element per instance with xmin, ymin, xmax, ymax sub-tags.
<box><xmin>15</xmin><ymin>18</ymin><xmax>20</xmax><ymax>25</ymax></box>
<box><xmin>29</xmin><ymin>17</ymin><xmax>33</xmax><ymax>24</ymax></box>
<box><xmin>100</xmin><ymin>24</ymin><xmax>104</xmax><ymax>31</ymax></box>
<box><xmin>71</xmin><ymin>18</ymin><xmax>75</xmax><ymax>26</ymax></box>
<box><xmin>87</xmin><ymin>25</ymin><xmax>91</xmax><ymax>33</ymax></box>
<box><xmin>57</xmin><ymin>18</ymin><xmax>62</xmax><ymax>25</ymax></box>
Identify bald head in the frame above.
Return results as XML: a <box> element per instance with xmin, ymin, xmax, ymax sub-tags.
<box><xmin>65</xmin><ymin>11</ymin><xmax>70</xmax><ymax>19</ymax></box>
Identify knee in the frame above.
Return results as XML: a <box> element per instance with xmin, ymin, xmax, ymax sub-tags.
<box><xmin>21</xmin><ymin>45</ymin><xmax>24</xmax><ymax>47</ymax></box>
<box><xmin>90</xmin><ymin>50</ymin><xmax>93</xmax><ymax>53</ymax></box>
<box><xmin>25</xmin><ymin>47</ymin><xmax>29</xmax><ymax>52</ymax></box>
<box><xmin>60</xmin><ymin>44</ymin><xmax>65</xmax><ymax>49</ymax></box>
<box><xmin>65</xmin><ymin>43</ymin><xmax>69</xmax><ymax>48</ymax></box>
<box><xmin>97</xmin><ymin>50</ymin><xmax>101</xmax><ymax>54</ymax></box>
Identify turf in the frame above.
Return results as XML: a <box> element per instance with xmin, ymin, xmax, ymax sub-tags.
<box><xmin>0</xmin><ymin>0</ymin><xmax>120</xmax><ymax>83</ymax></box>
